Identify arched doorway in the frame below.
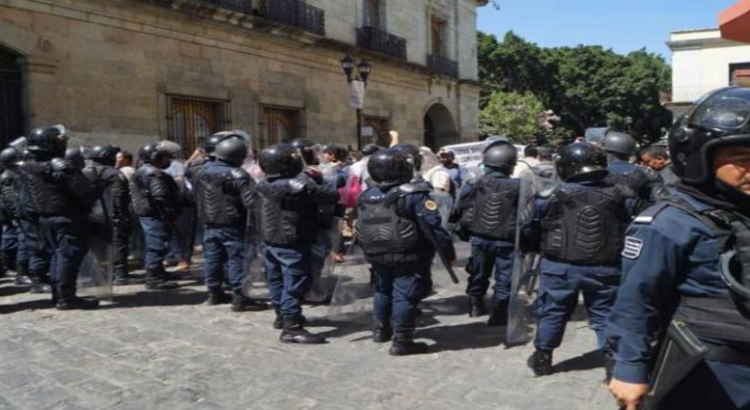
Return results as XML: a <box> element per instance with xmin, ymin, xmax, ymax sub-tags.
<box><xmin>0</xmin><ymin>45</ymin><xmax>25</xmax><ymax>145</ymax></box>
<box><xmin>423</xmin><ymin>103</ymin><xmax>458</xmax><ymax>151</ymax></box>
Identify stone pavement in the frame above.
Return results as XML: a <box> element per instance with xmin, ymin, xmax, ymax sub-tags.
<box><xmin>0</xmin><ymin>262</ymin><xmax>615</xmax><ymax>410</ymax></box>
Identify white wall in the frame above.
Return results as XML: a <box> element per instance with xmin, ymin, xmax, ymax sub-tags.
<box><xmin>670</xmin><ymin>29</ymin><xmax>750</xmax><ymax>103</ymax></box>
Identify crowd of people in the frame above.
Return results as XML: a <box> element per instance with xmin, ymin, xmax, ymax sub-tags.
<box><xmin>1</xmin><ymin>86</ymin><xmax>749</xmax><ymax>409</ymax></box>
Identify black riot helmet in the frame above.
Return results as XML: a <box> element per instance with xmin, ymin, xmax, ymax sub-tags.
<box><xmin>0</xmin><ymin>148</ymin><xmax>20</xmax><ymax>169</ymax></box>
<box><xmin>391</xmin><ymin>143</ymin><xmax>422</xmax><ymax>170</ymax></box>
<box><xmin>482</xmin><ymin>142</ymin><xmax>518</xmax><ymax>175</ymax></box>
<box><xmin>291</xmin><ymin>138</ymin><xmax>319</xmax><ymax>165</ymax></box>
<box><xmin>214</xmin><ymin>137</ymin><xmax>248</xmax><ymax>167</ymax></box>
<box><xmin>205</xmin><ymin>130</ymin><xmax>251</xmax><ymax>156</ymax></box>
<box><xmin>555</xmin><ymin>142</ymin><xmax>609</xmax><ymax>182</ymax></box>
<box><xmin>258</xmin><ymin>143</ymin><xmax>304</xmax><ymax>178</ymax></box>
<box><xmin>27</xmin><ymin>125</ymin><xmax>69</xmax><ymax>157</ymax></box>
<box><xmin>89</xmin><ymin>144</ymin><xmax>121</xmax><ymax>166</ymax></box>
<box><xmin>367</xmin><ymin>148</ymin><xmax>413</xmax><ymax>186</ymax></box>
<box><xmin>138</xmin><ymin>142</ymin><xmax>173</xmax><ymax>168</ymax></box>
<box><xmin>362</xmin><ymin>144</ymin><xmax>382</xmax><ymax>157</ymax></box>
<box><xmin>669</xmin><ymin>87</ymin><xmax>750</xmax><ymax>185</ymax></box>
<box><xmin>604</xmin><ymin>131</ymin><xmax>637</xmax><ymax>158</ymax></box>
<box><xmin>64</xmin><ymin>147</ymin><xmax>86</xmax><ymax>169</ymax></box>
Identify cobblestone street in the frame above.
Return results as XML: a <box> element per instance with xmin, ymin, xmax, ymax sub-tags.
<box><xmin>0</xmin><ymin>258</ymin><xmax>614</xmax><ymax>410</ymax></box>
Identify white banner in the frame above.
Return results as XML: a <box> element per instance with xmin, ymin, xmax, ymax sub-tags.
<box><xmin>348</xmin><ymin>80</ymin><xmax>365</xmax><ymax>109</ymax></box>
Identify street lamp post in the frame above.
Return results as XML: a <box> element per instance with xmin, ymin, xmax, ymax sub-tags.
<box><xmin>340</xmin><ymin>53</ymin><xmax>371</xmax><ymax>150</ymax></box>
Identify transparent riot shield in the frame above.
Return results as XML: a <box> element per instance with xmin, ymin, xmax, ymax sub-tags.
<box><xmin>506</xmin><ymin>173</ymin><xmax>538</xmax><ymax>345</ymax></box>
<box><xmin>241</xmin><ymin>216</ymin><xmax>268</xmax><ymax>300</ymax></box>
<box><xmin>306</xmin><ymin>217</ymin><xmax>344</xmax><ymax>303</ymax></box>
<box><xmin>78</xmin><ymin>219</ymin><xmax>114</xmax><ymax>302</ymax></box>
<box><xmin>326</xmin><ymin>239</ymin><xmax>374</xmax><ymax>324</ymax></box>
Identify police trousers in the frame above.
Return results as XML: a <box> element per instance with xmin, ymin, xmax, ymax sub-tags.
<box><xmin>372</xmin><ymin>261</ymin><xmax>433</xmax><ymax>334</ymax></box>
<box><xmin>18</xmin><ymin>218</ymin><xmax>51</xmax><ymax>280</ymax></box>
<box><xmin>203</xmin><ymin>225</ymin><xmax>246</xmax><ymax>294</ymax></box>
<box><xmin>1</xmin><ymin>221</ymin><xmax>19</xmax><ymax>271</ymax></box>
<box><xmin>139</xmin><ymin>217</ymin><xmax>172</xmax><ymax>271</ymax></box>
<box><xmin>40</xmin><ymin>216</ymin><xmax>89</xmax><ymax>298</ymax></box>
<box><xmin>534</xmin><ymin>258</ymin><xmax>619</xmax><ymax>352</ymax></box>
<box><xmin>466</xmin><ymin>237</ymin><xmax>514</xmax><ymax>305</ymax></box>
<box><xmin>264</xmin><ymin>244</ymin><xmax>313</xmax><ymax>317</ymax></box>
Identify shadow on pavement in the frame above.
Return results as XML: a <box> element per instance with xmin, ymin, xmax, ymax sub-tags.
<box><xmin>307</xmin><ymin>317</ymin><xmax>372</xmax><ymax>339</ymax></box>
<box><xmin>103</xmin><ymin>288</ymin><xmax>207</xmax><ymax>309</ymax></box>
<box><xmin>419</xmin><ymin>321</ymin><xmax>506</xmax><ymax>353</ymax></box>
<box><xmin>553</xmin><ymin>349</ymin><xmax>605</xmax><ymax>374</ymax></box>
<box><xmin>0</xmin><ymin>284</ymin><xmax>32</xmax><ymax>298</ymax></box>
<box><xmin>422</xmin><ymin>294</ymin><xmax>469</xmax><ymax>317</ymax></box>
<box><xmin>0</xmin><ymin>298</ymin><xmax>54</xmax><ymax>314</ymax></box>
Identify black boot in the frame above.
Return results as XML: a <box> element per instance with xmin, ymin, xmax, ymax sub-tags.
<box><xmin>205</xmin><ymin>287</ymin><xmax>231</xmax><ymax>305</ymax></box>
<box><xmin>372</xmin><ymin>321</ymin><xmax>393</xmax><ymax>343</ymax></box>
<box><xmin>469</xmin><ymin>295</ymin><xmax>487</xmax><ymax>317</ymax></box>
<box><xmin>56</xmin><ymin>288</ymin><xmax>99</xmax><ymax>310</ymax></box>
<box><xmin>145</xmin><ymin>269</ymin><xmax>179</xmax><ymax>290</ymax></box>
<box><xmin>527</xmin><ymin>349</ymin><xmax>554</xmax><ymax>376</ymax></box>
<box><xmin>603</xmin><ymin>353</ymin><xmax>615</xmax><ymax>385</ymax></box>
<box><xmin>28</xmin><ymin>278</ymin><xmax>52</xmax><ymax>294</ymax></box>
<box><xmin>389</xmin><ymin>332</ymin><xmax>428</xmax><ymax>356</ymax></box>
<box><xmin>230</xmin><ymin>293</ymin><xmax>268</xmax><ymax>312</ymax></box>
<box><xmin>279</xmin><ymin>315</ymin><xmax>326</xmax><ymax>344</ymax></box>
<box><xmin>487</xmin><ymin>301</ymin><xmax>509</xmax><ymax>327</ymax></box>
<box><xmin>273</xmin><ymin>308</ymin><xmax>283</xmax><ymax>330</ymax></box>
<box><xmin>113</xmin><ymin>272</ymin><xmax>144</xmax><ymax>286</ymax></box>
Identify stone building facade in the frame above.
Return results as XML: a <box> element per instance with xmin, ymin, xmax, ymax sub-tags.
<box><xmin>0</xmin><ymin>0</ymin><xmax>487</xmax><ymax>155</ymax></box>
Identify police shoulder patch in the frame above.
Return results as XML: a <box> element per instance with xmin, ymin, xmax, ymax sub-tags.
<box><xmin>622</xmin><ymin>236</ymin><xmax>644</xmax><ymax>259</ymax></box>
<box><xmin>424</xmin><ymin>200</ymin><xmax>438</xmax><ymax>211</ymax></box>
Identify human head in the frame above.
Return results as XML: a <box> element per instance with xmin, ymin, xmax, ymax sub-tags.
<box><xmin>89</xmin><ymin>144</ymin><xmax>121</xmax><ymax>167</ymax></box>
<box><xmin>138</xmin><ymin>143</ymin><xmax>173</xmax><ymax>169</ymax></box>
<box><xmin>669</xmin><ymin>86</ymin><xmax>750</xmax><ymax>195</ymax></box>
<box><xmin>639</xmin><ymin>145</ymin><xmax>670</xmax><ymax>171</ymax></box>
<box><xmin>367</xmin><ymin>148</ymin><xmax>413</xmax><ymax>186</ymax></box>
<box><xmin>438</xmin><ymin>150</ymin><xmax>455</xmax><ymax>165</ymax></box>
<box><xmin>27</xmin><ymin>125</ymin><xmax>69</xmax><ymax>159</ymax></box>
<box><xmin>323</xmin><ymin>144</ymin><xmax>347</xmax><ymax>163</ymax></box>
<box><xmin>116</xmin><ymin>151</ymin><xmax>133</xmax><ymax>169</ymax></box>
<box><xmin>604</xmin><ymin>131</ymin><xmax>637</xmax><ymax>161</ymax></box>
<box><xmin>523</xmin><ymin>145</ymin><xmax>539</xmax><ymax>159</ymax></box>
<box><xmin>214</xmin><ymin>137</ymin><xmax>249</xmax><ymax>167</ymax></box>
<box><xmin>482</xmin><ymin>143</ymin><xmax>518</xmax><ymax>175</ymax></box>
<box><xmin>555</xmin><ymin>142</ymin><xmax>609</xmax><ymax>182</ymax></box>
<box><xmin>537</xmin><ymin>146</ymin><xmax>555</xmax><ymax>162</ymax></box>
<box><xmin>258</xmin><ymin>143</ymin><xmax>304</xmax><ymax>178</ymax></box>
<box><xmin>291</xmin><ymin>138</ymin><xmax>319</xmax><ymax>166</ymax></box>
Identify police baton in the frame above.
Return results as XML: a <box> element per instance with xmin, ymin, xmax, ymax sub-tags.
<box><xmin>422</xmin><ymin>222</ymin><xmax>459</xmax><ymax>284</ymax></box>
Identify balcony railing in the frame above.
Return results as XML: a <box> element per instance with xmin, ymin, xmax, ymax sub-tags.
<box><xmin>259</xmin><ymin>0</ymin><xmax>326</xmax><ymax>36</ymax></box>
<box><xmin>356</xmin><ymin>26</ymin><xmax>407</xmax><ymax>60</ymax></box>
<box><xmin>427</xmin><ymin>54</ymin><xmax>458</xmax><ymax>78</ymax></box>
<box><xmin>145</xmin><ymin>1</ymin><xmax>326</xmax><ymax>36</ymax></box>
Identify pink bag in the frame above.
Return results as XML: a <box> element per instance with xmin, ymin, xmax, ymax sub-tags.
<box><xmin>340</xmin><ymin>175</ymin><xmax>362</xmax><ymax>209</ymax></box>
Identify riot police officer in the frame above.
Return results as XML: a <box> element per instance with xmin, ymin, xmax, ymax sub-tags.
<box><xmin>84</xmin><ymin>144</ymin><xmax>140</xmax><ymax>286</ymax></box>
<box><xmin>391</xmin><ymin>143</ymin><xmax>430</xmax><ymax>188</ymax></box>
<box><xmin>604</xmin><ymin>131</ymin><xmax>660</xmax><ymax>206</ymax></box>
<box><xmin>453</xmin><ymin>143</ymin><xmax>520</xmax><ymax>326</ymax></box>
<box><xmin>0</xmin><ymin>146</ymin><xmax>21</xmax><ymax>279</ymax></box>
<box><xmin>255</xmin><ymin>144</ymin><xmax>338</xmax><ymax>344</ymax></box>
<box><xmin>523</xmin><ymin>142</ymin><xmax>638</xmax><ymax>377</ymax></box>
<box><xmin>131</xmin><ymin>143</ymin><xmax>180</xmax><ymax>291</ymax></box>
<box><xmin>608</xmin><ymin>87</ymin><xmax>750</xmax><ymax>410</ymax></box>
<box><xmin>357</xmin><ymin>149</ymin><xmax>456</xmax><ymax>355</ymax></box>
<box><xmin>17</xmin><ymin>125</ymin><xmax>97</xmax><ymax>309</ymax></box>
<box><xmin>197</xmin><ymin>136</ymin><xmax>267</xmax><ymax>311</ymax></box>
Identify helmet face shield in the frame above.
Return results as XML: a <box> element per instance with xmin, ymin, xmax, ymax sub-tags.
<box><xmin>690</xmin><ymin>87</ymin><xmax>750</xmax><ymax>131</ymax></box>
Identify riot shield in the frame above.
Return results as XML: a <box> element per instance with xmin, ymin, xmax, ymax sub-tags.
<box><xmin>506</xmin><ymin>173</ymin><xmax>537</xmax><ymax>345</ymax></box>
<box><xmin>306</xmin><ymin>217</ymin><xmax>344</xmax><ymax>303</ymax></box>
<box><xmin>326</xmin><ymin>239</ymin><xmax>374</xmax><ymax>323</ymax></box>
<box><xmin>78</xmin><ymin>219</ymin><xmax>114</xmax><ymax>302</ymax></box>
<box><xmin>241</xmin><ymin>216</ymin><xmax>268</xmax><ymax>300</ymax></box>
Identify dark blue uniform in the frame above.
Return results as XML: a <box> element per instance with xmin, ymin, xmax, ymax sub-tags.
<box><xmin>454</xmin><ymin>171</ymin><xmax>518</xmax><ymax>305</ymax></box>
<box><xmin>609</xmin><ymin>159</ymin><xmax>663</xmax><ymax>205</ymax></box>
<box><xmin>360</xmin><ymin>183</ymin><xmax>455</xmax><ymax>337</ymax></box>
<box><xmin>606</xmin><ymin>191</ymin><xmax>750</xmax><ymax>408</ymax></box>
<box><xmin>255</xmin><ymin>173</ymin><xmax>339</xmax><ymax>318</ymax></box>
<box><xmin>199</xmin><ymin>160</ymin><xmax>255</xmax><ymax>294</ymax></box>
<box><xmin>524</xmin><ymin>181</ymin><xmax>638</xmax><ymax>353</ymax></box>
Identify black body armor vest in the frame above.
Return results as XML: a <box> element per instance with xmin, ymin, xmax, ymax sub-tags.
<box><xmin>356</xmin><ymin>185</ymin><xmax>430</xmax><ymax>264</ymax></box>
<box><xmin>18</xmin><ymin>162</ymin><xmax>73</xmax><ymax>216</ymax></box>
<box><xmin>254</xmin><ymin>179</ymin><xmax>319</xmax><ymax>246</ymax></box>
<box><xmin>540</xmin><ymin>185</ymin><xmax>629</xmax><ymax>265</ymax></box>
<box><xmin>463</xmin><ymin>177</ymin><xmax>518</xmax><ymax>241</ymax></box>
<box><xmin>0</xmin><ymin>169</ymin><xmax>20</xmax><ymax>220</ymax></box>
<box><xmin>198</xmin><ymin>168</ymin><xmax>249</xmax><ymax>225</ymax></box>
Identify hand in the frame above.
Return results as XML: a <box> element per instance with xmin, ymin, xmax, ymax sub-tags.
<box><xmin>304</xmin><ymin>166</ymin><xmax>322</xmax><ymax>178</ymax></box>
<box><xmin>609</xmin><ymin>379</ymin><xmax>649</xmax><ymax>410</ymax></box>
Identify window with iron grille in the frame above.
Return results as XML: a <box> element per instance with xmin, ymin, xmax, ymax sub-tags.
<box><xmin>0</xmin><ymin>46</ymin><xmax>25</xmax><ymax>146</ymax></box>
<box><xmin>260</xmin><ymin>106</ymin><xmax>303</xmax><ymax>148</ymax></box>
<box><xmin>166</xmin><ymin>95</ymin><xmax>231</xmax><ymax>158</ymax></box>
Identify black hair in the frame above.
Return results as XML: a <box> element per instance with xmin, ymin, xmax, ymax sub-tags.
<box><xmin>524</xmin><ymin>145</ymin><xmax>539</xmax><ymax>158</ymax></box>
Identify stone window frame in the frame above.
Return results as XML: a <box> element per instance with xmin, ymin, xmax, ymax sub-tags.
<box><xmin>258</xmin><ymin>104</ymin><xmax>306</xmax><ymax>148</ymax></box>
<box><xmin>362</xmin><ymin>0</ymin><xmax>387</xmax><ymax>31</ymax></box>
<box><xmin>163</xmin><ymin>93</ymin><xmax>233</xmax><ymax>158</ymax></box>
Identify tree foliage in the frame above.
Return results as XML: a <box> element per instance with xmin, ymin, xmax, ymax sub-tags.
<box><xmin>478</xmin><ymin>31</ymin><xmax>673</xmax><ymax>145</ymax></box>
<box><xmin>480</xmin><ymin>91</ymin><xmax>546</xmax><ymax>143</ymax></box>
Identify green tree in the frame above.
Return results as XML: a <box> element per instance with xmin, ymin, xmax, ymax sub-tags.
<box><xmin>478</xmin><ymin>32</ymin><xmax>673</xmax><ymax>145</ymax></box>
<box><xmin>479</xmin><ymin>91</ymin><xmax>546</xmax><ymax>144</ymax></box>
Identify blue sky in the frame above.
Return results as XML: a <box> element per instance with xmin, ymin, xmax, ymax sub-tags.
<box><xmin>477</xmin><ymin>0</ymin><xmax>738</xmax><ymax>59</ymax></box>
